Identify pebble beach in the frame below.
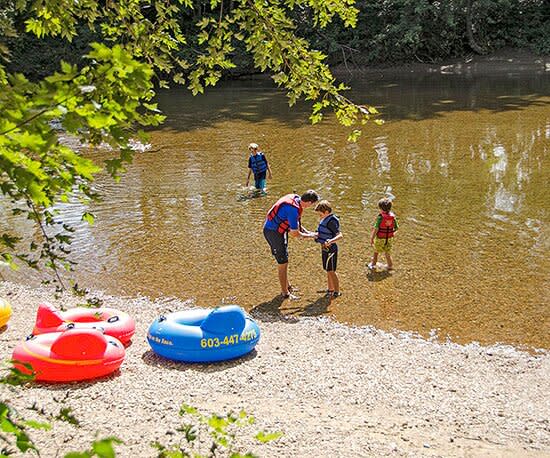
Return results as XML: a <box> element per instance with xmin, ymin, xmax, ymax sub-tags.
<box><xmin>0</xmin><ymin>281</ymin><xmax>549</xmax><ymax>457</ymax></box>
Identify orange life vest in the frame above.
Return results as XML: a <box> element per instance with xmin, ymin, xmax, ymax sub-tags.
<box><xmin>376</xmin><ymin>211</ymin><xmax>396</xmax><ymax>241</ymax></box>
<box><xmin>266</xmin><ymin>194</ymin><xmax>303</xmax><ymax>234</ymax></box>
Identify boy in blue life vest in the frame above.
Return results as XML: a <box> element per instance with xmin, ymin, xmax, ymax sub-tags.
<box><xmin>368</xmin><ymin>198</ymin><xmax>399</xmax><ymax>271</ymax></box>
<box><xmin>314</xmin><ymin>200</ymin><xmax>343</xmax><ymax>298</ymax></box>
<box><xmin>263</xmin><ymin>190</ymin><xmax>319</xmax><ymax>300</ymax></box>
<box><xmin>245</xmin><ymin>143</ymin><xmax>272</xmax><ymax>192</ymax></box>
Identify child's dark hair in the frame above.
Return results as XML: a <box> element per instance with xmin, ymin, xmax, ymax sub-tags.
<box><xmin>378</xmin><ymin>198</ymin><xmax>392</xmax><ymax>212</ymax></box>
<box><xmin>315</xmin><ymin>200</ymin><xmax>332</xmax><ymax>213</ymax></box>
<box><xmin>301</xmin><ymin>190</ymin><xmax>319</xmax><ymax>203</ymax></box>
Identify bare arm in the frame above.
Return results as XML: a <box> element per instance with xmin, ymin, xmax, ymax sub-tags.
<box><xmin>267</xmin><ymin>163</ymin><xmax>273</xmax><ymax>179</ymax></box>
<box><xmin>324</xmin><ymin>232</ymin><xmax>343</xmax><ymax>248</ymax></box>
<box><xmin>289</xmin><ymin>229</ymin><xmax>316</xmax><ymax>239</ymax></box>
<box><xmin>245</xmin><ymin>169</ymin><xmax>252</xmax><ymax>186</ymax></box>
<box><xmin>370</xmin><ymin>227</ymin><xmax>376</xmax><ymax>246</ymax></box>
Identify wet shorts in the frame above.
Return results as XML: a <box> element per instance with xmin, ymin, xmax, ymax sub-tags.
<box><xmin>254</xmin><ymin>172</ymin><xmax>267</xmax><ymax>190</ymax></box>
<box><xmin>264</xmin><ymin>227</ymin><xmax>288</xmax><ymax>264</ymax></box>
<box><xmin>322</xmin><ymin>247</ymin><xmax>338</xmax><ymax>272</ymax></box>
<box><xmin>374</xmin><ymin>236</ymin><xmax>393</xmax><ymax>253</ymax></box>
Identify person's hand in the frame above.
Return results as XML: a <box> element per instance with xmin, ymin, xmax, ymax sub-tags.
<box><xmin>268</xmin><ymin>172</ymin><xmax>272</xmax><ymax>179</ymax></box>
<box><xmin>245</xmin><ymin>181</ymin><xmax>249</xmax><ymax>187</ymax></box>
<box><xmin>323</xmin><ymin>240</ymin><xmax>332</xmax><ymax>249</ymax></box>
<box><xmin>370</xmin><ymin>239</ymin><xmax>374</xmax><ymax>247</ymax></box>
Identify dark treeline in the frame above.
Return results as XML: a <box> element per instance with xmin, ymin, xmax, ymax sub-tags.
<box><xmin>304</xmin><ymin>0</ymin><xmax>549</xmax><ymax>66</ymax></box>
<box><xmin>5</xmin><ymin>0</ymin><xmax>550</xmax><ymax>80</ymax></box>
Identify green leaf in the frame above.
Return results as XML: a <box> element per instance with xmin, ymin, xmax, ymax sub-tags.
<box><xmin>347</xmin><ymin>129</ymin><xmax>362</xmax><ymax>142</ymax></box>
<box><xmin>91</xmin><ymin>437</ymin><xmax>123</xmax><ymax>458</ymax></box>
<box><xmin>23</xmin><ymin>420</ymin><xmax>51</xmax><ymax>430</ymax></box>
<box><xmin>56</xmin><ymin>407</ymin><xmax>79</xmax><ymax>426</ymax></box>
<box><xmin>255</xmin><ymin>431</ymin><xmax>283</xmax><ymax>443</ymax></box>
<box><xmin>81</xmin><ymin>212</ymin><xmax>95</xmax><ymax>226</ymax></box>
<box><xmin>208</xmin><ymin>415</ymin><xmax>228</xmax><ymax>432</ymax></box>
<box><xmin>179</xmin><ymin>404</ymin><xmax>198</xmax><ymax>416</ymax></box>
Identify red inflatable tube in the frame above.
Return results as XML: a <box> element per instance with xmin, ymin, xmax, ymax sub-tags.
<box><xmin>12</xmin><ymin>329</ymin><xmax>125</xmax><ymax>382</ymax></box>
<box><xmin>33</xmin><ymin>303</ymin><xmax>135</xmax><ymax>345</ymax></box>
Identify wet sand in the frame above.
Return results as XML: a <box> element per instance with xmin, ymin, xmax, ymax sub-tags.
<box><xmin>1</xmin><ymin>281</ymin><xmax>548</xmax><ymax>457</ymax></box>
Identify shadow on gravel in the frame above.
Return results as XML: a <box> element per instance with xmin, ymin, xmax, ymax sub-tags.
<box><xmin>141</xmin><ymin>349</ymin><xmax>257</xmax><ymax>372</ymax></box>
<box><xmin>297</xmin><ymin>295</ymin><xmax>331</xmax><ymax>317</ymax></box>
<box><xmin>0</xmin><ymin>325</ymin><xmax>7</xmax><ymax>334</ymax></box>
<box><xmin>249</xmin><ymin>295</ymin><xmax>300</xmax><ymax>323</ymax></box>
<box><xmin>32</xmin><ymin>369</ymin><xmax>124</xmax><ymax>390</ymax></box>
<box><xmin>366</xmin><ymin>269</ymin><xmax>392</xmax><ymax>282</ymax></box>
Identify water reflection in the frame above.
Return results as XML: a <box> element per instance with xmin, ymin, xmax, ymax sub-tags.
<box><xmin>2</xmin><ymin>73</ymin><xmax>549</xmax><ymax>349</ymax></box>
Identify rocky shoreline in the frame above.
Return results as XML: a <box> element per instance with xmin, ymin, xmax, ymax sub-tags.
<box><xmin>331</xmin><ymin>48</ymin><xmax>550</xmax><ymax>77</ymax></box>
<box><xmin>0</xmin><ymin>281</ymin><xmax>549</xmax><ymax>457</ymax></box>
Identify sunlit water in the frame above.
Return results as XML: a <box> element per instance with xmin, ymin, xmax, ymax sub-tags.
<box><xmin>3</xmin><ymin>73</ymin><xmax>549</xmax><ymax>349</ymax></box>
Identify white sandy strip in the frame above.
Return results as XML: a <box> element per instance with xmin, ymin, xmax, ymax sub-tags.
<box><xmin>0</xmin><ymin>281</ymin><xmax>548</xmax><ymax>457</ymax></box>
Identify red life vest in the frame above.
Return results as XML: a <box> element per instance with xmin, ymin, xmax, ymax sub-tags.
<box><xmin>266</xmin><ymin>194</ymin><xmax>303</xmax><ymax>234</ymax></box>
<box><xmin>376</xmin><ymin>211</ymin><xmax>396</xmax><ymax>241</ymax></box>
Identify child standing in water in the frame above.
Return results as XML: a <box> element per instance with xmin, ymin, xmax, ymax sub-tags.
<box><xmin>368</xmin><ymin>198</ymin><xmax>399</xmax><ymax>271</ymax></box>
<box><xmin>245</xmin><ymin>143</ymin><xmax>272</xmax><ymax>192</ymax></box>
<box><xmin>314</xmin><ymin>200</ymin><xmax>343</xmax><ymax>298</ymax></box>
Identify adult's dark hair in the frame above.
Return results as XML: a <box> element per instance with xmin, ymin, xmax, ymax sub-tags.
<box><xmin>378</xmin><ymin>198</ymin><xmax>392</xmax><ymax>212</ymax></box>
<box><xmin>301</xmin><ymin>190</ymin><xmax>319</xmax><ymax>203</ymax></box>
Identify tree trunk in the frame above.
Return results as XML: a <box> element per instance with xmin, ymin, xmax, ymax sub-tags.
<box><xmin>466</xmin><ymin>0</ymin><xmax>487</xmax><ymax>55</ymax></box>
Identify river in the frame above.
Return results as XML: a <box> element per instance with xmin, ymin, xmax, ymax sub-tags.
<box><xmin>3</xmin><ymin>71</ymin><xmax>549</xmax><ymax>349</ymax></box>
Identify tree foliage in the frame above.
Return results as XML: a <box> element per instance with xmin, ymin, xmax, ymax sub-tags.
<box><xmin>0</xmin><ymin>0</ymin><xmax>376</xmax><ymax>288</ymax></box>
<box><xmin>152</xmin><ymin>403</ymin><xmax>282</xmax><ymax>458</ymax></box>
<box><xmin>296</xmin><ymin>0</ymin><xmax>550</xmax><ymax>67</ymax></box>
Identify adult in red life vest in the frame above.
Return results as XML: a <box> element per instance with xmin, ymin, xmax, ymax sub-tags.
<box><xmin>263</xmin><ymin>190</ymin><xmax>319</xmax><ymax>299</ymax></box>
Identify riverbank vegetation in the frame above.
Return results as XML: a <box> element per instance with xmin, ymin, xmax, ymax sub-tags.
<box><xmin>304</xmin><ymin>0</ymin><xmax>550</xmax><ymax>67</ymax></box>
<box><xmin>4</xmin><ymin>0</ymin><xmax>549</xmax><ymax>81</ymax></box>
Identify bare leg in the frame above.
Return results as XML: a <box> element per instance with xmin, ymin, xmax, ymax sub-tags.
<box><xmin>278</xmin><ymin>263</ymin><xmax>289</xmax><ymax>295</ymax></box>
<box><xmin>326</xmin><ymin>272</ymin><xmax>333</xmax><ymax>292</ymax></box>
<box><xmin>328</xmin><ymin>271</ymin><xmax>339</xmax><ymax>292</ymax></box>
<box><xmin>385</xmin><ymin>252</ymin><xmax>393</xmax><ymax>270</ymax></box>
<box><xmin>369</xmin><ymin>252</ymin><xmax>379</xmax><ymax>268</ymax></box>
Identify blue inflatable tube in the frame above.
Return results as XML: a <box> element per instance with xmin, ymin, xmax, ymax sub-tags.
<box><xmin>147</xmin><ymin>305</ymin><xmax>260</xmax><ymax>363</ymax></box>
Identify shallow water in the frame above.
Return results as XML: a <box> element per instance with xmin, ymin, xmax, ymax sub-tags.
<box><xmin>3</xmin><ymin>73</ymin><xmax>550</xmax><ymax>349</ymax></box>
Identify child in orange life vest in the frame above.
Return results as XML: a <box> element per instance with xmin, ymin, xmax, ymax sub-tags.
<box><xmin>368</xmin><ymin>198</ymin><xmax>399</xmax><ymax>271</ymax></box>
<box><xmin>314</xmin><ymin>200</ymin><xmax>343</xmax><ymax>298</ymax></box>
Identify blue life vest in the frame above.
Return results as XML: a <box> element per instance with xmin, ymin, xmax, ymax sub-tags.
<box><xmin>249</xmin><ymin>153</ymin><xmax>267</xmax><ymax>175</ymax></box>
<box><xmin>317</xmin><ymin>214</ymin><xmax>339</xmax><ymax>244</ymax></box>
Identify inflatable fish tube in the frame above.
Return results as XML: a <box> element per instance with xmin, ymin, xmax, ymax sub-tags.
<box><xmin>33</xmin><ymin>303</ymin><xmax>135</xmax><ymax>345</ymax></box>
<box><xmin>12</xmin><ymin>328</ymin><xmax>125</xmax><ymax>382</ymax></box>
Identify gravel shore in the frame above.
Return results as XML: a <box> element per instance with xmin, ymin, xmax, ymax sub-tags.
<box><xmin>1</xmin><ymin>281</ymin><xmax>549</xmax><ymax>457</ymax></box>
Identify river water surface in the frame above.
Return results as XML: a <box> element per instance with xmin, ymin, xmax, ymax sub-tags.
<box><xmin>3</xmin><ymin>72</ymin><xmax>550</xmax><ymax>349</ymax></box>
